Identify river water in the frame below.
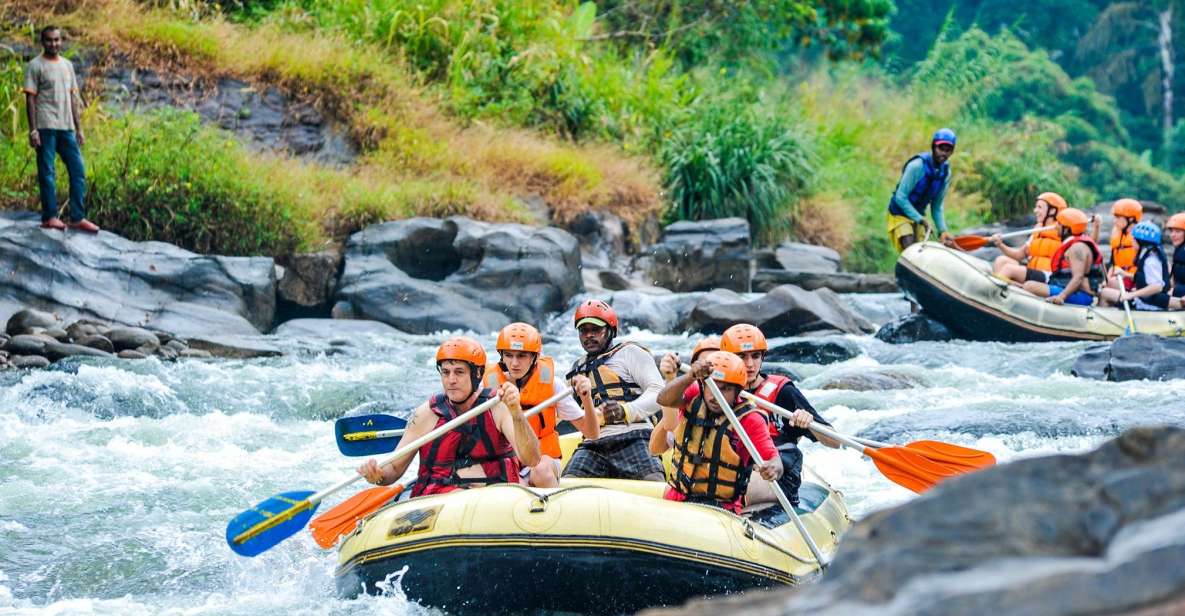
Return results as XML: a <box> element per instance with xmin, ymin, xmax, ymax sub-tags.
<box><xmin>3</xmin><ymin>295</ymin><xmax>1184</xmax><ymax>615</ymax></box>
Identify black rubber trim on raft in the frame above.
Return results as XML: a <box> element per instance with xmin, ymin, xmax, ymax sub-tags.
<box><xmin>335</xmin><ymin>541</ymin><xmax>804</xmax><ymax>614</ymax></box>
<box><xmin>337</xmin><ymin>532</ymin><xmax>796</xmax><ymax>584</ymax></box>
<box><xmin>895</xmin><ymin>257</ymin><xmax>1107</xmax><ymax>342</ymax></box>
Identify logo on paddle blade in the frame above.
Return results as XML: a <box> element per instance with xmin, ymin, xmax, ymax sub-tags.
<box><xmin>388</xmin><ymin>506</ymin><xmax>441</xmax><ymax>538</ymax></box>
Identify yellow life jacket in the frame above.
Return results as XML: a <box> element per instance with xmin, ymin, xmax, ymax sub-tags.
<box><xmin>1111</xmin><ymin>230</ymin><xmax>1138</xmax><ymax>276</ymax></box>
<box><xmin>484</xmin><ymin>356</ymin><xmax>562</xmax><ymax>459</ymax></box>
<box><xmin>668</xmin><ymin>396</ymin><xmax>760</xmax><ymax>503</ymax></box>
<box><xmin>1028</xmin><ymin>223</ymin><xmax>1062</xmax><ymax>272</ymax></box>
<box><xmin>565</xmin><ymin>342</ymin><xmax>645</xmax><ymax>425</ymax></box>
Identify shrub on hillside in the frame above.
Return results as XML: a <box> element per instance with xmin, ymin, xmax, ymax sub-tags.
<box><xmin>659</xmin><ymin>99</ymin><xmax>815</xmax><ymax>242</ymax></box>
<box><xmin>959</xmin><ymin>124</ymin><xmax>1087</xmax><ymax>220</ymax></box>
<box><xmin>1065</xmin><ymin>142</ymin><xmax>1185</xmax><ymax>207</ymax></box>
<box><xmin>86</xmin><ymin>110</ymin><xmax>319</xmax><ymax>255</ymax></box>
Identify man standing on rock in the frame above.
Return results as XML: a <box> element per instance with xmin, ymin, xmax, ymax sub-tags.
<box><xmin>563</xmin><ymin>299</ymin><xmax>667</xmax><ymax>481</ymax></box>
<box><xmin>23</xmin><ymin>26</ymin><xmax>99</xmax><ymax>233</ymax></box>
<box><xmin>887</xmin><ymin>128</ymin><xmax>956</xmax><ymax>252</ymax></box>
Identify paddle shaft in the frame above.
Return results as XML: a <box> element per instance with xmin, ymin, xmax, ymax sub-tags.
<box><xmin>996</xmin><ymin>225</ymin><xmax>1053</xmax><ymax>240</ymax></box>
<box><xmin>742</xmin><ymin>391</ymin><xmax>867</xmax><ymax>452</ymax></box>
<box><xmin>1123</xmin><ymin>299</ymin><xmax>1138</xmax><ymax>334</ymax></box>
<box><xmin>705</xmin><ymin>379</ymin><xmax>828</xmax><ymax>568</ymax></box>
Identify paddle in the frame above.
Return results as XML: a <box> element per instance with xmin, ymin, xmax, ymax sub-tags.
<box><xmin>741</xmin><ymin>392</ymin><xmax>994</xmax><ymax>492</ymax></box>
<box><xmin>1123</xmin><ymin>298</ymin><xmax>1138</xmax><ymax>335</ymax></box>
<box><xmin>335</xmin><ymin>413</ymin><xmax>407</xmax><ymax>456</ymax></box>
<box><xmin>954</xmin><ymin>226</ymin><xmax>1054</xmax><ymax>251</ymax></box>
<box><xmin>226</xmin><ymin>394</ymin><xmax>503</xmax><ymax>557</ymax></box>
<box><xmin>306</xmin><ymin>385</ymin><xmax>575</xmax><ymax>549</ymax></box>
<box><xmin>704</xmin><ymin>378</ymin><xmax>828</xmax><ymax>568</ymax></box>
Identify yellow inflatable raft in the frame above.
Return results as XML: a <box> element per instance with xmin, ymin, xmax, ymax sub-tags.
<box><xmin>897</xmin><ymin>241</ymin><xmax>1185</xmax><ymax>341</ymax></box>
<box><xmin>335</xmin><ymin>435</ymin><xmax>849</xmax><ymax>614</ymax></box>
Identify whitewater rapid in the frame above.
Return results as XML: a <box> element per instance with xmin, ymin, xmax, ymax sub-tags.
<box><xmin>3</xmin><ymin>302</ymin><xmax>1184</xmax><ymax>614</ymax></box>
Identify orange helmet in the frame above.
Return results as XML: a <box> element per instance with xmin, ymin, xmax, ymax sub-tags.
<box><xmin>496</xmin><ymin>322</ymin><xmax>542</xmax><ymax>354</ymax></box>
<box><xmin>574</xmin><ymin>299</ymin><xmax>619</xmax><ymax>330</ymax></box>
<box><xmin>690</xmin><ymin>337</ymin><xmax>721</xmax><ymax>363</ymax></box>
<box><xmin>436</xmin><ymin>336</ymin><xmax>487</xmax><ymax>368</ymax></box>
<box><xmin>1037</xmin><ymin>192</ymin><xmax>1067</xmax><ymax>212</ymax></box>
<box><xmin>1166</xmin><ymin>212</ymin><xmax>1185</xmax><ymax>232</ymax></box>
<box><xmin>1112</xmin><ymin>198</ymin><xmax>1143</xmax><ymax>221</ymax></box>
<box><xmin>720</xmin><ymin>324</ymin><xmax>768</xmax><ymax>354</ymax></box>
<box><xmin>704</xmin><ymin>351</ymin><xmax>748</xmax><ymax>388</ymax></box>
<box><xmin>1057</xmin><ymin>208</ymin><xmax>1090</xmax><ymax>236</ymax></box>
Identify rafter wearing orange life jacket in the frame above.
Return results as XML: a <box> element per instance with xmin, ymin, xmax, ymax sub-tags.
<box><xmin>1110</xmin><ymin>198</ymin><xmax>1143</xmax><ymax>288</ymax></box>
<box><xmin>485</xmin><ymin>356</ymin><xmax>562</xmax><ymax>459</ymax></box>
<box><xmin>1027</xmin><ymin>191</ymin><xmax>1067</xmax><ymax>272</ymax></box>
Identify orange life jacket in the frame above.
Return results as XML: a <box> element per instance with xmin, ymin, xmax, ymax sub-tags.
<box><xmin>1111</xmin><ymin>230</ymin><xmax>1138</xmax><ymax>276</ymax></box>
<box><xmin>1028</xmin><ymin>223</ymin><xmax>1062</xmax><ymax>272</ymax></box>
<box><xmin>485</xmin><ymin>356</ymin><xmax>562</xmax><ymax>459</ymax></box>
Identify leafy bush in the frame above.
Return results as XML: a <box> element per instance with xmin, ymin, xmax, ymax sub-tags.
<box><xmin>659</xmin><ymin>98</ymin><xmax>815</xmax><ymax>242</ymax></box>
<box><xmin>1065</xmin><ymin>141</ymin><xmax>1185</xmax><ymax>207</ymax></box>
<box><xmin>86</xmin><ymin>110</ymin><xmax>320</xmax><ymax>255</ymax></box>
<box><xmin>962</xmin><ymin>130</ymin><xmax>1089</xmax><ymax>220</ymax></box>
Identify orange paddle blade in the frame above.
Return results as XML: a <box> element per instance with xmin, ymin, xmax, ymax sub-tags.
<box><xmin>953</xmin><ymin>235</ymin><xmax>989</xmax><ymax>250</ymax></box>
<box><xmin>866</xmin><ymin>446</ymin><xmax>967</xmax><ymax>493</ymax></box>
<box><xmin>309</xmin><ymin>484</ymin><xmax>404</xmax><ymax>548</ymax></box>
<box><xmin>903</xmin><ymin>441</ymin><xmax>996</xmax><ymax>472</ymax></box>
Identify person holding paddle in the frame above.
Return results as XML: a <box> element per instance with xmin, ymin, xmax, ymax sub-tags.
<box><xmin>1023</xmin><ymin>208</ymin><xmax>1104</xmax><ymax>305</ymax></box>
<box><xmin>886</xmin><ymin>128</ymin><xmax>959</xmax><ymax>252</ymax></box>
<box><xmin>484</xmin><ymin>322</ymin><xmax>598</xmax><ymax>488</ymax></box>
<box><xmin>357</xmin><ymin>336</ymin><xmax>541</xmax><ymax>496</ymax></box>
<box><xmin>653</xmin><ymin>351</ymin><xmax>782</xmax><ymax>513</ymax></box>
<box><xmin>989</xmin><ymin>192</ymin><xmax>1067</xmax><ymax>285</ymax></box>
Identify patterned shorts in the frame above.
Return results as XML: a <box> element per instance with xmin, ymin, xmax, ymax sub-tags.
<box><xmin>562</xmin><ymin>430</ymin><xmax>665</xmax><ymax>480</ymax></box>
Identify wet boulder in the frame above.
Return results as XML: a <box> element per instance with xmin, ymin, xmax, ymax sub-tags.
<box><xmin>0</xmin><ymin>212</ymin><xmax>275</xmax><ymax>336</ymax></box>
<box><xmin>817</xmin><ymin>368</ymin><xmax>926</xmax><ymax>391</ymax></box>
<box><xmin>5</xmin><ymin>308</ymin><xmax>58</xmax><ymax>335</ymax></box>
<box><xmin>272</xmin><ymin>318</ymin><xmax>401</xmax><ymax>339</ymax></box>
<box><xmin>874</xmin><ymin>313</ymin><xmax>953</xmax><ymax>344</ymax></box>
<box><xmin>652</xmin><ymin>427</ymin><xmax>1185</xmax><ymax>616</ymax></box>
<box><xmin>606</xmin><ymin>290</ymin><xmax>704</xmax><ymax>334</ymax></box>
<box><xmin>10</xmin><ymin>355</ymin><xmax>50</xmax><ymax>369</ymax></box>
<box><xmin>108</xmin><ymin>327</ymin><xmax>161</xmax><ymax>352</ymax></box>
<box><xmin>1072</xmin><ymin>334</ymin><xmax>1185</xmax><ymax>381</ymax></box>
<box><xmin>276</xmin><ymin>251</ymin><xmax>342</xmax><ymax>316</ymax></box>
<box><xmin>764</xmin><ymin>338</ymin><xmax>860</xmax><ymax>365</ymax></box>
<box><xmin>2</xmin><ymin>334</ymin><xmax>53</xmax><ymax>356</ymax></box>
<box><xmin>335</xmin><ymin>217</ymin><xmax>583</xmax><ymax>334</ymax></box>
<box><xmin>646</xmin><ymin>218</ymin><xmax>751</xmax><ymax>292</ymax></box>
<box><xmin>687</xmin><ymin>285</ymin><xmax>874</xmax><ymax>337</ymax></box>
<box><xmin>184</xmin><ymin>335</ymin><xmax>282</xmax><ymax>359</ymax></box>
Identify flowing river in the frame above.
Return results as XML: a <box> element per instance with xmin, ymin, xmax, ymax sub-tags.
<box><xmin>3</xmin><ymin>295</ymin><xmax>1185</xmax><ymax>615</ymax></box>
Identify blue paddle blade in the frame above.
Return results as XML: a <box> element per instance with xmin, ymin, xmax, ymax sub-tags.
<box><xmin>335</xmin><ymin>413</ymin><xmax>406</xmax><ymax>456</ymax></box>
<box><xmin>226</xmin><ymin>490</ymin><xmax>318</xmax><ymax>557</ymax></box>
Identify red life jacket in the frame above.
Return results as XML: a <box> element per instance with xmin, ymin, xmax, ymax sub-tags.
<box><xmin>1048</xmin><ymin>235</ymin><xmax>1104</xmax><ymax>291</ymax></box>
<box><xmin>411</xmin><ymin>388</ymin><xmax>520</xmax><ymax>498</ymax></box>
<box><xmin>750</xmin><ymin>374</ymin><xmax>791</xmax><ymax>440</ymax></box>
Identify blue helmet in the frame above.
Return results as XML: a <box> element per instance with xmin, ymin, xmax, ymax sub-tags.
<box><xmin>932</xmin><ymin>128</ymin><xmax>957</xmax><ymax>147</ymax></box>
<box><xmin>1131</xmin><ymin>221</ymin><xmax>1162</xmax><ymax>245</ymax></box>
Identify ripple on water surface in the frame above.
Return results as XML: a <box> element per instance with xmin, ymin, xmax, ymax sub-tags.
<box><xmin>2</xmin><ymin>325</ymin><xmax>1183</xmax><ymax>614</ymax></box>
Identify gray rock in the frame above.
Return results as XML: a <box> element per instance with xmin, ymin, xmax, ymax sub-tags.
<box><xmin>0</xmin><ymin>212</ymin><xmax>276</xmax><ymax>336</ymax></box>
<box><xmin>272</xmin><ymin>318</ymin><xmax>401</xmax><ymax>338</ymax></box>
<box><xmin>875</xmin><ymin>313</ymin><xmax>954</xmax><ymax>344</ymax></box>
<box><xmin>3</xmin><ymin>334</ymin><xmax>52</xmax><ymax>356</ymax></box>
<box><xmin>818</xmin><ymin>368</ymin><xmax>926</xmax><ymax>391</ymax></box>
<box><xmin>759</xmin><ymin>242</ymin><xmax>842</xmax><ymax>273</ymax></box>
<box><xmin>117</xmin><ymin>349</ymin><xmax>148</xmax><ymax>360</ymax></box>
<box><xmin>66</xmin><ymin>319</ymin><xmax>109</xmax><ymax>341</ymax></box>
<box><xmin>597</xmin><ymin>270</ymin><xmax>632</xmax><ymax>291</ymax></box>
<box><xmin>1072</xmin><ymin>334</ymin><xmax>1185</xmax><ymax>381</ymax></box>
<box><xmin>765</xmin><ymin>338</ymin><xmax>861</xmax><ymax>365</ymax></box>
<box><xmin>687</xmin><ymin>285</ymin><xmax>875</xmax><ymax>337</ymax></box>
<box><xmin>335</xmin><ymin>217</ymin><xmax>583</xmax><ymax>334</ymax></box>
<box><xmin>606</xmin><ymin>290</ymin><xmax>704</xmax><ymax>334</ymax></box>
<box><xmin>184</xmin><ymin>335</ymin><xmax>282</xmax><ymax>359</ymax></box>
<box><xmin>108</xmin><ymin>327</ymin><xmax>161</xmax><ymax>352</ymax></box>
<box><xmin>5</xmin><ymin>308</ymin><xmax>58</xmax><ymax>335</ymax></box>
<box><xmin>43</xmin><ymin>340</ymin><xmax>114</xmax><ymax>361</ymax></box>
<box><xmin>75</xmin><ymin>335</ymin><xmax>115</xmax><ymax>354</ymax></box>
<box><xmin>277</xmin><ymin>251</ymin><xmax>342</xmax><ymax>308</ymax></box>
<box><xmin>179</xmin><ymin>348</ymin><xmax>213</xmax><ymax>359</ymax></box>
<box><xmin>164</xmin><ymin>338</ymin><xmax>187</xmax><ymax>351</ymax></box>
<box><xmin>646</xmin><ymin>218</ymin><xmax>751</xmax><ymax>292</ymax></box>
<box><xmin>650</xmin><ymin>427</ymin><xmax>1185</xmax><ymax>616</ymax></box>
<box><xmin>157</xmin><ymin>347</ymin><xmax>178</xmax><ymax>361</ymax></box>
<box><xmin>564</xmin><ymin>210</ymin><xmax>627</xmax><ymax>270</ymax></box>
<box><xmin>154</xmin><ymin>330</ymin><xmax>174</xmax><ymax>346</ymax></box>
<box><xmin>10</xmin><ymin>354</ymin><xmax>50</xmax><ymax>369</ymax></box>
<box><xmin>752</xmin><ymin>270</ymin><xmax>899</xmax><ymax>294</ymax></box>
<box><xmin>42</xmin><ymin>327</ymin><xmax>69</xmax><ymax>341</ymax></box>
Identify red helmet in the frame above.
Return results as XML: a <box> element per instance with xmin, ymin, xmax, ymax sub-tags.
<box><xmin>574</xmin><ymin>299</ymin><xmax>619</xmax><ymax>329</ymax></box>
<box><xmin>690</xmin><ymin>337</ymin><xmax>721</xmax><ymax>363</ymax></box>
<box><xmin>496</xmin><ymin>322</ymin><xmax>542</xmax><ymax>354</ymax></box>
<box><xmin>720</xmin><ymin>324</ymin><xmax>768</xmax><ymax>354</ymax></box>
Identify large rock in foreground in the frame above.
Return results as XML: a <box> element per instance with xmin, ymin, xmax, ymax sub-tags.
<box><xmin>1072</xmin><ymin>334</ymin><xmax>1185</xmax><ymax>381</ymax></box>
<box><xmin>651</xmin><ymin>427</ymin><xmax>1185</xmax><ymax>616</ymax></box>
<box><xmin>0</xmin><ymin>212</ymin><xmax>275</xmax><ymax>336</ymax></box>
<box><xmin>334</xmin><ymin>217</ymin><xmax>583</xmax><ymax>334</ymax></box>
<box><xmin>686</xmin><ymin>285</ymin><xmax>875</xmax><ymax>336</ymax></box>
<box><xmin>646</xmin><ymin>218</ymin><xmax>751</xmax><ymax>292</ymax></box>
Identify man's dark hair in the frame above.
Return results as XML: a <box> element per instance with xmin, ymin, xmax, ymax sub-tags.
<box><xmin>40</xmin><ymin>26</ymin><xmax>61</xmax><ymax>42</ymax></box>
